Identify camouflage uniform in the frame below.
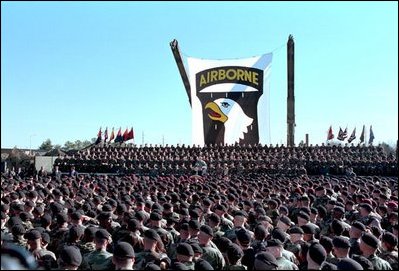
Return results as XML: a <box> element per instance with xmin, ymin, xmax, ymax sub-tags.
<box><xmin>134</xmin><ymin>250</ymin><xmax>169</xmax><ymax>270</ymax></box>
<box><xmin>379</xmin><ymin>251</ymin><xmax>398</xmax><ymax>270</ymax></box>
<box><xmin>201</xmin><ymin>244</ymin><xmax>226</xmax><ymax>270</ymax></box>
<box><xmin>78</xmin><ymin>241</ymin><xmax>96</xmax><ymax>256</ymax></box>
<box><xmin>276</xmin><ymin>256</ymin><xmax>299</xmax><ymax>270</ymax></box>
<box><xmin>312</xmin><ymin>195</ymin><xmax>330</xmax><ymax>209</ymax></box>
<box><xmin>81</xmin><ymin>249</ymin><xmax>113</xmax><ymax>270</ymax></box>
<box><xmin>367</xmin><ymin>254</ymin><xmax>393</xmax><ymax>270</ymax></box>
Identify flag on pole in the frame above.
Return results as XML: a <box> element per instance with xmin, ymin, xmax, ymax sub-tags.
<box><xmin>347</xmin><ymin>127</ymin><xmax>356</xmax><ymax>143</ymax></box>
<box><xmin>104</xmin><ymin>127</ymin><xmax>108</xmax><ymax>142</ymax></box>
<box><xmin>109</xmin><ymin>127</ymin><xmax>115</xmax><ymax>142</ymax></box>
<box><xmin>342</xmin><ymin>127</ymin><xmax>348</xmax><ymax>140</ymax></box>
<box><xmin>122</xmin><ymin>128</ymin><xmax>129</xmax><ymax>142</ymax></box>
<box><xmin>369</xmin><ymin>125</ymin><xmax>375</xmax><ymax>145</ymax></box>
<box><xmin>115</xmin><ymin>127</ymin><xmax>123</xmax><ymax>143</ymax></box>
<box><xmin>327</xmin><ymin>125</ymin><xmax>334</xmax><ymax>140</ymax></box>
<box><xmin>95</xmin><ymin>127</ymin><xmax>102</xmax><ymax>145</ymax></box>
<box><xmin>337</xmin><ymin>127</ymin><xmax>344</xmax><ymax>141</ymax></box>
<box><xmin>359</xmin><ymin>125</ymin><xmax>365</xmax><ymax>143</ymax></box>
<box><xmin>126</xmin><ymin>127</ymin><xmax>134</xmax><ymax>141</ymax></box>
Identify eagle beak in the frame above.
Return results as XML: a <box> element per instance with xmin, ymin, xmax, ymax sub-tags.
<box><xmin>205</xmin><ymin>102</ymin><xmax>228</xmax><ymax>123</ymax></box>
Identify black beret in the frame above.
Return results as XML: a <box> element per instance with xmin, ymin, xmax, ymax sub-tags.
<box><xmin>95</xmin><ymin>229</ymin><xmax>111</xmax><ymax>240</ymax></box>
<box><xmin>266</xmin><ymin>239</ymin><xmax>283</xmax><ymax>247</ymax></box>
<box><xmin>217</xmin><ymin>237</ymin><xmax>233</xmax><ymax>253</ymax></box>
<box><xmin>176</xmin><ymin>243</ymin><xmax>194</xmax><ymax>257</ymax></box>
<box><xmin>382</xmin><ymin>231</ymin><xmax>398</xmax><ymax>247</ymax></box>
<box><xmin>180</xmin><ymin>223</ymin><xmax>189</xmax><ymax>231</ymax></box>
<box><xmin>236</xmin><ymin>228</ymin><xmax>251</xmax><ymax>244</ymax></box>
<box><xmin>254</xmin><ymin>252</ymin><xmax>278</xmax><ymax>269</ymax></box>
<box><xmin>215</xmin><ymin>204</ymin><xmax>227</xmax><ymax>212</ymax></box>
<box><xmin>189</xmin><ymin>209</ymin><xmax>200</xmax><ymax>219</ymax></box>
<box><xmin>60</xmin><ymin>246</ymin><xmax>82</xmax><ymax>267</ymax></box>
<box><xmin>331</xmin><ymin>220</ymin><xmax>344</xmax><ymax>235</ymax></box>
<box><xmin>279</xmin><ymin>205</ymin><xmax>289</xmax><ymax>214</ymax></box>
<box><xmin>288</xmin><ymin>226</ymin><xmax>304</xmax><ymax>234</ymax></box>
<box><xmin>351</xmin><ymin>221</ymin><xmax>366</xmax><ymax>231</ymax></box>
<box><xmin>333</xmin><ymin>206</ymin><xmax>345</xmax><ymax>213</ymax></box>
<box><xmin>234</xmin><ymin>210</ymin><xmax>248</xmax><ymax>218</ymax></box>
<box><xmin>336</xmin><ymin>258</ymin><xmax>363</xmax><ymax>270</ymax></box>
<box><xmin>297</xmin><ymin>211</ymin><xmax>310</xmax><ymax>221</ymax></box>
<box><xmin>70</xmin><ymin>211</ymin><xmax>82</xmax><ymax>220</ymax></box>
<box><xmin>279</xmin><ymin>215</ymin><xmax>292</xmax><ymax>226</ymax></box>
<box><xmin>25</xmin><ymin>200</ymin><xmax>35</xmax><ymax>208</ymax></box>
<box><xmin>114</xmin><ymin>242</ymin><xmax>135</xmax><ymax>258</ymax></box>
<box><xmin>97</xmin><ymin>211</ymin><xmax>112</xmax><ymax>220</ymax></box>
<box><xmin>144</xmin><ymin>229</ymin><xmax>161</xmax><ymax>241</ymax></box>
<box><xmin>227</xmin><ymin>243</ymin><xmax>244</xmax><ymax>263</ymax></box>
<box><xmin>301</xmin><ymin>224</ymin><xmax>316</xmax><ymax>234</ymax></box>
<box><xmin>271</xmin><ymin>228</ymin><xmax>286</xmax><ymax>243</ymax></box>
<box><xmin>41</xmin><ymin>232</ymin><xmax>50</xmax><ymax>244</ymax></box>
<box><xmin>319</xmin><ymin>236</ymin><xmax>333</xmax><ymax>252</ymax></box>
<box><xmin>360</xmin><ymin>203</ymin><xmax>373</xmax><ymax>213</ymax></box>
<box><xmin>56</xmin><ymin>213</ymin><xmax>68</xmax><ymax>224</ymax></box>
<box><xmin>200</xmin><ymin>225</ymin><xmax>214</xmax><ymax>237</ymax></box>
<box><xmin>332</xmin><ymin>236</ymin><xmax>350</xmax><ymax>249</ymax></box>
<box><xmin>190</xmin><ymin>242</ymin><xmax>203</xmax><ymax>254</ymax></box>
<box><xmin>11</xmin><ymin>224</ymin><xmax>26</xmax><ymax>236</ymax></box>
<box><xmin>102</xmin><ymin>204</ymin><xmax>112</xmax><ymax>212</ymax></box>
<box><xmin>195</xmin><ymin>259</ymin><xmax>214</xmax><ymax>270</ymax></box>
<box><xmin>150</xmin><ymin>212</ymin><xmax>162</xmax><ymax>221</ymax></box>
<box><xmin>361</xmin><ymin>232</ymin><xmax>379</xmax><ymax>249</ymax></box>
<box><xmin>208</xmin><ymin>213</ymin><xmax>221</xmax><ymax>224</ymax></box>
<box><xmin>25</xmin><ymin>229</ymin><xmax>41</xmax><ymax>240</ymax></box>
<box><xmin>308</xmin><ymin>243</ymin><xmax>326</xmax><ymax>265</ymax></box>
<box><xmin>188</xmin><ymin>219</ymin><xmax>201</xmax><ymax>230</ymax></box>
<box><xmin>69</xmin><ymin>225</ymin><xmax>84</xmax><ymax>239</ymax></box>
<box><xmin>84</xmin><ymin>226</ymin><xmax>97</xmax><ymax>238</ymax></box>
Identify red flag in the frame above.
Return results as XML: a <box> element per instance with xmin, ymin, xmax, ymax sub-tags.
<box><xmin>122</xmin><ymin>128</ymin><xmax>129</xmax><ymax>141</ymax></box>
<box><xmin>109</xmin><ymin>127</ymin><xmax>115</xmax><ymax>142</ymax></box>
<box><xmin>126</xmin><ymin>127</ymin><xmax>134</xmax><ymax>141</ymax></box>
<box><xmin>327</xmin><ymin>125</ymin><xmax>334</xmax><ymax>140</ymax></box>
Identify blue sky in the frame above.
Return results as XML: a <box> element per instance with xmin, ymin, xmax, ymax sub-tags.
<box><xmin>2</xmin><ymin>1</ymin><xmax>398</xmax><ymax>149</ymax></box>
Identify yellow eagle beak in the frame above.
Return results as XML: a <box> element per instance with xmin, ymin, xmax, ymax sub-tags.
<box><xmin>205</xmin><ymin>102</ymin><xmax>228</xmax><ymax>123</ymax></box>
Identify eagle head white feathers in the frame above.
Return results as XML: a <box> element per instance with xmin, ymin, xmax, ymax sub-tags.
<box><xmin>205</xmin><ymin>98</ymin><xmax>253</xmax><ymax>145</ymax></box>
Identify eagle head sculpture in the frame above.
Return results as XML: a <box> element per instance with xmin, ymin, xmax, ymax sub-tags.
<box><xmin>205</xmin><ymin>98</ymin><xmax>253</xmax><ymax>145</ymax></box>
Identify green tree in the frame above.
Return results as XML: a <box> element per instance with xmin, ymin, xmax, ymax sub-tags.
<box><xmin>38</xmin><ymin>139</ymin><xmax>53</xmax><ymax>151</ymax></box>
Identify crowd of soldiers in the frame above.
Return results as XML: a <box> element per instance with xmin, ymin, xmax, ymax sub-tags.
<box><xmin>1</xmin><ymin>144</ymin><xmax>398</xmax><ymax>270</ymax></box>
<box><xmin>53</xmin><ymin>144</ymin><xmax>397</xmax><ymax>176</ymax></box>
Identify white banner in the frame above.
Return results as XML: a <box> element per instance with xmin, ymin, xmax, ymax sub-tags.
<box><xmin>187</xmin><ymin>53</ymin><xmax>272</xmax><ymax>146</ymax></box>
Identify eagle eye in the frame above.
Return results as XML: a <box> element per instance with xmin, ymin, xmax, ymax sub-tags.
<box><xmin>221</xmin><ymin>102</ymin><xmax>230</xmax><ymax>108</ymax></box>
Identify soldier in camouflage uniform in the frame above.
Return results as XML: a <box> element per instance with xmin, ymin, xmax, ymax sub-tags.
<box><xmin>312</xmin><ymin>186</ymin><xmax>330</xmax><ymax>210</ymax></box>
<box><xmin>198</xmin><ymin>225</ymin><xmax>225</xmax><ymax>270</ymax></box>
<box><xmin>379</xmin><ymin>231</ymin><xmax>398</xmax><ymax>270</ymax></box>
<box><xmin>134</xmin><ymin>229</ymin><xmax>170</xmax><ymax>270</ymax></box>
<box><xmin>223</xmin><ymin>243</ymin><xmax>247</xmax><ymax>270</ymax></box>
<box><xmin>359</xmin><ymin>232</ymin><xmax>392</xmax><ymax>270</ymax></box>
<box><xmin>11</xmin><ymin>224</ymin><xmax>27</xmax><ymax>249</ymax></box>
<box><xmin>175</xmin><ymin>243</ymin><xmax>195</xmax><ymax>270</ymax></box>
<box><xmin>80</xmin><ymin>229</ymin><xmax>114</xmax><ymax>270</ymax></box>
<box><xmin>265</xmin><ymin>239</ymin><xmax>298</xmax><ymax>270</ymax></box>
